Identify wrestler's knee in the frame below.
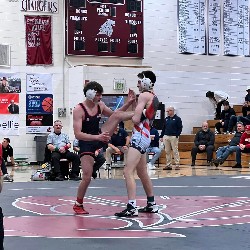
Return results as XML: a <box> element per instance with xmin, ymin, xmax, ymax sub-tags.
<box><xmin>112</xmin><ymin>110</ymin><xmax>122</xmax><ymax>119</ymax></box>
<box><xmin>82</xmin><ymin>174</ymin><xmax>91</xmax><ymax>184</ymax></box>
<box><xmin>123</xmin><ymin>164</ymin><xmax>136</xmax><ymax>179</ymax></box>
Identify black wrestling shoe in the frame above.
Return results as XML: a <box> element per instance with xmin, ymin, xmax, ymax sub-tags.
<box><xmin>114</xmin><ymin>204</ymin><xmax>138</xmax><ymax>217</ymax></box>
<box><xmin>138</xmin><ymin>203</ymin><xmax>158</xmax><ymax>213</ymax></box>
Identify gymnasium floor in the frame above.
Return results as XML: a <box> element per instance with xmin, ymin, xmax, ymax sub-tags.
<box><xmin>7</xmin><ymin>163</ymin><xmax>250</xmax><ymax>182</ymax></box>
<box><xmin>1</xmin><ymin>164</ymin><xmax>250</xmax><ymax>250</ymax></box>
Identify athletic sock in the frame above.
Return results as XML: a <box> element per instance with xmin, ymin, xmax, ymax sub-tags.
<box><xmin>76</xmin><ymin>198</ymin><xmax>83</xmax><ymax>205</ymax></box>
<box><xmin>147</xmin><ymin>196</ymin><xmax>155</xmax><ymax>205</ymax></box>
<box><xmin>128</xmin><ymin>200</ymin><xmax>136</xmax><ymax>208</ymax></box>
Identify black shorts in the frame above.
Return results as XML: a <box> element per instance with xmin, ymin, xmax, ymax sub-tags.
<box><xmin>79</xmin><ymin>140</ymin><xmax>106</xmax><ymax>158</ymax></box>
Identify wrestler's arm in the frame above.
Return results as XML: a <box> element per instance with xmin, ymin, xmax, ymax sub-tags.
<box><xmin>117</xmin><ymin>89</ymin><xmax>136</xmax><ymax>111</ymax></box>
<box><xmin>132</xmin><ymin>93</ymin><xmax>148</xmax><ymax>125</ymax></box>
<box><xmin>100</xmin><ymin>101</ymin><xmax>114</xmax><ymax>117</ymax></box>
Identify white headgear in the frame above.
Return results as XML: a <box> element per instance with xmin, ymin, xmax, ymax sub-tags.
<box><xmin>86</xmin><ymin>89</ymin><xmax>97</xmax><ymax>101</ymax></box>
<box><xmin>139</xmin><ymin>75</ymin><xmax>154</xmax><ymax>91</ymax></box>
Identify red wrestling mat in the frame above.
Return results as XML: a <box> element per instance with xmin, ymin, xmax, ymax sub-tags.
<box><xmin>4</xmin><ymin>195</ymin><xmax>250</xmax><ymax>238</ymax></box>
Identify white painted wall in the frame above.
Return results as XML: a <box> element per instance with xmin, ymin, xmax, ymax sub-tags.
<box><xmin>1</xmin><ymin>0</ymin><xmax>249</xmax><ymax>162</ymax></box>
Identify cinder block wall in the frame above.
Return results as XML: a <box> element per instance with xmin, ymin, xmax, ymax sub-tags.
<box><xmin>0</xmin><ymin>0</ymin><xmax>249</xmax><ymax>161</ymax></box>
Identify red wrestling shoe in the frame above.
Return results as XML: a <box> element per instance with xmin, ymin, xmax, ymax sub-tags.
<box><xmin>73</xmin><ymin>204</ymin><xmax>89</xmax><ymax>215</ymax></box>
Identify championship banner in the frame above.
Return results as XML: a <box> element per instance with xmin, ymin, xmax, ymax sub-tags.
<box><xmin>26</xmin><ymin>73</ymin><xmax>52</xmax><ymax>93</ymax></box>
<box><xmin>25</xmin><ymin>15</ymin><xmax>52</xmax><ymax>65</ymax></box>
<box><xmin>0</xmin><ymin>94</ymin><xmax>19</xmax><ymax>114</ymax></box>
<box><xmin>0</xmin><ymin>115</ymin><xmax>19</xmax><ymax>136</ymax></box>
<box><xmin>0</xmin><ymin>73</ymin><xmax>21</xmax><ymax>93</ymax></box>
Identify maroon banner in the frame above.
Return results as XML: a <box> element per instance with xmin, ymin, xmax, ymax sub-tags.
<box><xmin>25</xmin><ymin>15</ymin><xmax>52</xmax><ymax>65</ymax></box>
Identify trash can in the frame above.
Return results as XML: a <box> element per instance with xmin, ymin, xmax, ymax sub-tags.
<box><xmin>34</xmin><ymin>136</ymin><xmax>48</xmax><ymax>164</ymax></box>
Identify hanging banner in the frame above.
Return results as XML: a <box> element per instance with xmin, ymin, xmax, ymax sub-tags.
<box><xmin>25</xmin><ymin>15</ymin><xmax>52</xmax><ymax>65</ymax></box>
<box><xmin>26</xmin><ymin>113</ymin><xmax>53</xmax><ymax>134</ymax></box>
<box><xmin>26</xmin><ymin>73</ymin><xmax>52</xmax><ymax>93</ymax></box>
<box><xmin>0</xmin><ymin>94</ymin><xmax>19</xmax><ymax>114</ymax></box>
<box><xmin>0</xmin><ymin>73</ymin><xmax>21</xmax><ymax>93</ymax></box>
<box><xmin>26</xmin><ymin>94</ymin><xmax>53</xmax><ymax>134</ymax></box>
<box><xmin>0</xmin><ymin>115</ymin><xmax>19</xmax><ymax>136</ymax></box>
<box><xmin>26</xmin><ymin>94</ymin><xmax>53</xmax><ymax>114</ymax></box>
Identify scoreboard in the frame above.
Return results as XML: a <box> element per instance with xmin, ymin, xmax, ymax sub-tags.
<box><xmin>65</xmin><ymin>0</ymin><xmax>143</xmax><ymax>58</ymax></box>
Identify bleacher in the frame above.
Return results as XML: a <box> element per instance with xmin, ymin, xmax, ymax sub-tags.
<box><xmin>158</xmin><ymin>104</ymin><xmax>250</xmax><ymax>168</ymax></box>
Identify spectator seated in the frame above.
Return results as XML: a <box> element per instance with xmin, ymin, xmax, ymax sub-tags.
<box><xmin>43</xmin><ymin>146</ymin><xmax>80</xmax><ymax>181</ymax></box>
<box><xmin>147</xmin><ymin>152</ymin><xmax>160</xmax><ymax>168</ymax></box>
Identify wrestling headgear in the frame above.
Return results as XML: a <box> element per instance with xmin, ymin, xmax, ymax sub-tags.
<box><xmin>137</xmin><ymin>71</ymin><xmax>156</xmax><ymax>91</ymax></box>
<box><xmin>139</xmin><ymin>75</ymin><xmax>154</xmax><ymax>91</ymax></box>
<box><xmin>86</xmin><ymin>89</ymin><xmax>97</xmax><ymax>101</ymax></box>
<box><xmin>83</xmin><ymin>81</ymin><xmax>103</xmax><ymax>102</ymax></box>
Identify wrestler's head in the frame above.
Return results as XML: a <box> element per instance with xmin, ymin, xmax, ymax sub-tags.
<box><xmin>83</xmin><ymin>81</ymin><xmax>103</xmax><ymax>103</ymax></box>
<box><xmin>206</xmin><ymin>91</ymin><xmax>214</xmax><ymax>99</ymax></box>
<box><xmin>137</xmin><ymin>70</ymin><xmax>156</xmax><ymax>93</ymax></box>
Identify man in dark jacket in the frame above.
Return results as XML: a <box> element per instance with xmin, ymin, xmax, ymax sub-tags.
<box><xmin>242</xmin><ymin>86</ymin><xmax>250</xmax><ymax>117</ymax></box>
<box><xmin>191</xmin><ymin>121</ymin><xmax>215</xmax><ymax>166</ymax></box>
<box><xmin>228</xmin><ymin>113</ymin><xmax>250</xmax><ymax>133</ymax></box>
<box><xmin>213</xmin><ymin>122</ymin><xmax>244</xmax><ymax>167</ymax></box>
<box><xmin>7</xmin><ymin>100</ymin><xmax>19</xmax><ymax>114</ymax></box>
<box><xmin>214</xmin><ymin>101</ymin><xmax>235</xmax><ymax>134</ymax></box>
<box><xmin>160</xmin><ymin>106</ymin><xmax>183</xmax><ymax>170</ymax></box>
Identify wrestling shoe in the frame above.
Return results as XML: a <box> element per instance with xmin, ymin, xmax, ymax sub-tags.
<box><xmin>114</xmin><ymin>203</ymin><xmax>138</xmax><ymax>217</ymax></box>
<box><xmin>138</xmin><ymin>203</ymin><xmax>159</xmax><ymax>213</ymax></box>
<box><xmin>73</xmin><ymin>204</ymin><xmax>89</xmax><ymax>215</ymax></box>
<box><xmin>3</xmin><ymin>174</ymin><xmax>14</xmax><ymax>182</ymax></box>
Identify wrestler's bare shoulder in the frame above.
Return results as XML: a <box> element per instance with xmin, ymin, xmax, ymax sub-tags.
<box><xmin>140</xmin><ymin>91</ymin><xmax>154</xmax><ymax>101</ymax></box>
<box><xmin>74</xmin><ymin>103</ymin><xmax>83</xmax><ymax>111</ymax></box>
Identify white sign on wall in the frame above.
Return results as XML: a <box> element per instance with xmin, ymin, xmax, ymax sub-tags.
<box><xmin>223</xmin><ymin>0</ymin><xmax>249</xmax><ymax>56</ymax></box>
<box><xmin>208</xmin><ymin>0</ymin><xmax>221</xmax><ymax>55</ymax></box>
<box><xmin>178</xmin><ymin>0</ymin><xmax>206</xmax><ymax>54</ymax></box>
<box><xmin>26</xmin><ymin>73</ymin><xmax>52</xmax><ymax>93</ymax></box>
<box><xmin>0</xmin><ymin>115</ymin><xmax>19</xmax><ymax>136</ymax></box>
<box><xmin>20</xmin><ymin>0</ymin><xmax>59</xmax><ymax>13</ymax></box>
